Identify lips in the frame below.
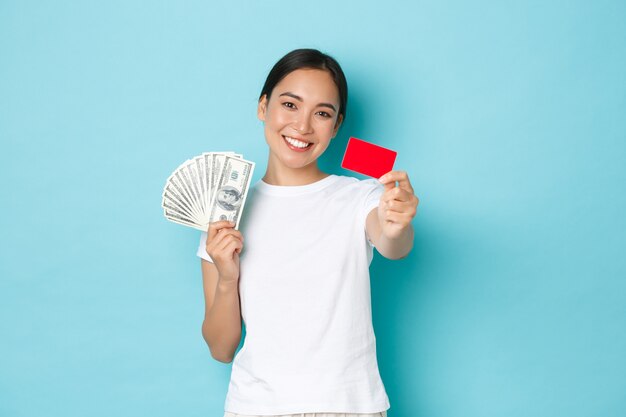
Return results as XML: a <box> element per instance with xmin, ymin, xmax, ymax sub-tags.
<box><xmin>282</xmin><ymin>135</ymin><xmax>313</xmax><ymax>152</ymax></box>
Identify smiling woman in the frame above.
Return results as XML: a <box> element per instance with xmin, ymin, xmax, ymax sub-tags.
<box><xmin>197</xmin><ymin>48</ymin><xmax>418</xmax><ymax>417</ymax></box>
<box><xmin>251</xmin><ymin>49</ymin><xmax>347</xmax><ymax>175</ymax></box>
<box><xmin>258</xmin><ymin>66</ymin><xmax>345</xmax><ymax>183</ymax></box>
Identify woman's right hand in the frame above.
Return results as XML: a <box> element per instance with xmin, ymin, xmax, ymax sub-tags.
<box><xmin>205</xmin><ymin>221</ymin><xmax>244</xmax><ymax>284</ymax></box>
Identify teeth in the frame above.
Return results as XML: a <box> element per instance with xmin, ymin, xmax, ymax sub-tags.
<box><xmin>284</xmin><ymin>136</ymin><xmax>310</xmax><ymax>148</ymax></box>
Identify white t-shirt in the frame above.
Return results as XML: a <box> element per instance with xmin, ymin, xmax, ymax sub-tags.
<box><xmin>197</xmin><ymin>174</ymin><xmax>390</xmax><ymax>415</ymax></box>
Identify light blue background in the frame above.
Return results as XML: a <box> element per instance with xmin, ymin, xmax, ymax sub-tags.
<box><xmin>1</xmin><ymin>1</ymin><xmax>624</xmax><ymax>416</ymax></box>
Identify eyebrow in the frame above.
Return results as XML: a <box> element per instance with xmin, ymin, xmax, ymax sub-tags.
<box><xmin>279</xmin><ymin>92</ymin><xmax>337</xmax><ymax>112</ymax></box>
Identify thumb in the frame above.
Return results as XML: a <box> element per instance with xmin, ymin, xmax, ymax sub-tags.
<box><xmin>379</xmin><ymin>172</ymin><xmax>397</xmax><ymax>191</ymax></box>
<box><xmin>384</xmin><ymin>181</ymin><xmax>396</xmax><ymax>191</ymax></box>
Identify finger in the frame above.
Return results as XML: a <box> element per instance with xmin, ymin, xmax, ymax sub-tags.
<box><xmin>379</xmin><ymin>171</ymin><xmax>414</xmax><ymax>194</ymax></box>
<box><xmin>221</xmin><ymin>238</ymin><xmax>243</xmax><ymax>257</ymax></box>
<box><xmin>216</xmin><ymin>228</ymin><xmax>243</xmax><ymax>239</ymax></box>
<box><xmin>389</xmin><ymin>204</ymin><xmax>418</xmax><ymax>219</ymax></box>
<box><xmin>210</xmin><ymin>238</ymin><xmax>243</xmax><ymax>261</ymax></box>
<box><xmin>378</xmin><ymin>170</ymin><xmax>397</xmax><ymax>191</ymax></box>
<box><xmin>382</xmin><ymin>180</ymin><xmax>395</xmax><ymax>192</ymax></box>
<box><xmin>382</xmin><ymin>210</ymin><xmax>414</xmax><ymax>224</ymax></box>
<box><xmin>384</xmin><ymin>199</ymin><xmax>415</xmax><ymax>213</ymax></box>
<box><xmin>382</xmin><ymin>187</ymin><xmax>413</xmax><ymax>203</ymax></box>
<box><xmin>217</xmin><ymin>234</ymin><xmax>243</xmax><ymax>251</ymax></box>
<box><xmin>212</xmin><ymin>237</ymin><xmax>240</xmax><ymax>259</ymax></box>
<box><xmin>207</xmin><ymin>220</ymin><xmax>236</xmax><ymax>242</ymax></box>
<box><xmin>206</xmin><ymin>229</ymin><xmax>240</xmax><ymax>255</ymax></box>
<box><xmin>210</xmin><ymin>229</ymin><xmax>243</xmax><ymax>249</ymax></box>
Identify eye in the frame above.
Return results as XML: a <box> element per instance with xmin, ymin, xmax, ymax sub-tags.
<box><xmin>282</xmin><ymin>102</ymin><xmax>296</xmax><ymax>109</ymax></box>
<box><xmin>317</xmin><ymin>111</ymin><xmax>332</xmax><ymax>118</ymax></box>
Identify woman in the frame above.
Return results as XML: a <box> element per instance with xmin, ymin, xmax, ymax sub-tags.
<box><xmin>198</xmin><ymin>48</ymin><xmax>419</xmax><ymax>417</ymax></box>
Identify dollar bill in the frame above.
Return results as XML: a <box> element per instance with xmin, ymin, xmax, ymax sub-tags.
<box><xmin>202</xmin><ymin>152</ymin><xmax>213</xmax><ymax>213</ymax></box>
<box><xmin>162</xmin><ymin>168</ymin><xmax>204</xmax><ymax>222</ymax></box>
<box><xmin>208</xmin><ymin>155</ymin><xmax>255</xmax><ymax>230</ymax></box>
<box><xmin>171</xmin><ymin>164</ymin><xmax>204</xmax><ymax>221</ymax></box>
<box><xmin>162</xmin><ymin>151</ymin><xmax>253</xmax><ymax>232</ymax></box>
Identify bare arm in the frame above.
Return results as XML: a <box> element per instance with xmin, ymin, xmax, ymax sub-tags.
<box><xmin>366</xmin><ymin>208</ymin><xmax>415</xmax><ymax>259</ymax></box>
<box><xmin>200</xmin><ymin>221</ymin><xmax>244</xmax><ymax>363</ymax></box>
<box><xmin>366</xmin><ymin>170</ymin><xmax>419</xmax><ymax>260</ymax></box>
<box><xmin>200</xmin><ymin>260</ymin><xmax>242</xmax><ymax>363</ymax></box>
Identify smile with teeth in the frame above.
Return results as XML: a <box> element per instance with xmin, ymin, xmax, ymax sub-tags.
<box><xmin>283</xmin><ymin>135</ymin><xmax>313</xmax><ymax>149</ymax></box>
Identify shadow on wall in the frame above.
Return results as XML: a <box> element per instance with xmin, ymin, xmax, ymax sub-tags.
<box><xmin>318</xmin><ymin>87</ymin><xmax>371</xmax><ymax>174</ymax></box>
<box><xmin>369</xmin><ymin>219</ymin><xmax>446</xmax><ymax>415</ymax></box>
<box><xmin>366</xmin><ymin>208</ymin><xmax>504</xmax><ymax>414</ymax></box>
<box><xmin>318</xmin><ymin>84</ymin><xmax>448</xmax><ymax>413</ymax></box>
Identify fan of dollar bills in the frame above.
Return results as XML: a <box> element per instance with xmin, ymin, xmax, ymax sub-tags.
<box><xmin>162</xmin><ymin>152</ymin><xmax>255</xmax><ymax>231</ymax></box>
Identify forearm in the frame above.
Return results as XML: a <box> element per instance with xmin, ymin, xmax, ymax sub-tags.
<box><xmin>375</xmin><ymin>225</ymin><xmax>414</xmax><ymax>260</ymax></box>
<box><xmin>202</xmin><ymin>279</ymin><xmax>242</xmax><ymax>363</ymax></box>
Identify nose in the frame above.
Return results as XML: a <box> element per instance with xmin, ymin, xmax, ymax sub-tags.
<box><xmin>292</xmin><ymin>113</ymin><xmax>313</xmax><ymax>134</ymax></box>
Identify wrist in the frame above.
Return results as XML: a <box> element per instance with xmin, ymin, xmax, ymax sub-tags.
<box><xmin>381</xmin><ymin>224</ymin><xmax>414</xmax><ymax>241</ymax></box>
<box><xmin>377</xmin><ymin>225</ymin><xmax>414</xmax><ymax>259</ymax></box>
<box><xmin>217</xmin><ymin>278</ymin><xmax>239</xmax><ymax>293</ymax></box>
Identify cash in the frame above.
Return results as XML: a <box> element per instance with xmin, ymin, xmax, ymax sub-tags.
<box><xmin>162</xmin><ymin>152</ymin><xmax>255</xmax><ymax>231</ymax></box>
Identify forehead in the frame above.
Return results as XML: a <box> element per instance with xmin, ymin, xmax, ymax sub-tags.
<box><xmin>273</xmin><ymin>68</ymin><xmax>339</xmax><ymax>103</ymax></box>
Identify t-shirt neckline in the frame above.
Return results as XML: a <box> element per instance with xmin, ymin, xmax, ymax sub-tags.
<box><xmin>256</xmin><ymin>174</ymin><xmax>339</xmax><ymax>196</ymax></box>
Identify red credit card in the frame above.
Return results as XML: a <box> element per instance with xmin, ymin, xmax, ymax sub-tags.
<box><xmin>341</xmin><ymin>137</ymin><xmax>397</xmax><ymax>178</ymax></box>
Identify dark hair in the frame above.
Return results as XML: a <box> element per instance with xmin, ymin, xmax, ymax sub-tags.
<box><xmin>259</xmin><ymin>48</ymin><xmax>348</xmax><ymax>122</ymax></box>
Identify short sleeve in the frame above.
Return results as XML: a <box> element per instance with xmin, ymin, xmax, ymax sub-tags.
<box><xmin>196</xmin><ymin>231</ymin><xmax>214</xmax><ymax>263</ymax></box>
<box><xmin>359</xmin><ymin>178</ymin><xmax>385</xmax><ymax>247</ymax></box>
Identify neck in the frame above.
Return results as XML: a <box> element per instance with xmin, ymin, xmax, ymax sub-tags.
<box><xmin>262</xmin><ymin>155</ymin><xmax>329</xmax><ymax>186</ymax></box>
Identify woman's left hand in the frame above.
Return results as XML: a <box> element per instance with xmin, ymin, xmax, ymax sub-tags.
<box><xmin>377</xmin><ymin>171</ymin><xmax>419</xmax><ymax>240</ymax></box>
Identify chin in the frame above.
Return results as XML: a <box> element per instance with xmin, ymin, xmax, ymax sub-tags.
<box><xmin>280</xmin><ymin>157</ymin><xmax>318</xmax><ymax>170</ymax></box>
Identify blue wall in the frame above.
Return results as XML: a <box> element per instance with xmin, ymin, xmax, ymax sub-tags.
<box><xmin>1</xmin><ymin>1</ymin><xmax>624</xmax><ymax>416</ymax></box>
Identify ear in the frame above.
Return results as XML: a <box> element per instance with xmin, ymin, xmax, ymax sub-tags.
<box><xmin>257</xmin><ymin>95</ymin><xmax>268</xmax><ymax>121</ymax></box>
<box><xmin>331</xmin><ymin>113</ymin><xmax>344</xmax><ymax>138</ymax></box>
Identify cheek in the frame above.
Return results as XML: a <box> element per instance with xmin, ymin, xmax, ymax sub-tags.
<box><xmin>265</xmin><ymin>107</ymin><xmax>291</xmax><ymax>128</ymax></box>
<box><xmin>317</xmin><ymin>120</ymin><xmax>337</xmax><ymax>137</ymax></box>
